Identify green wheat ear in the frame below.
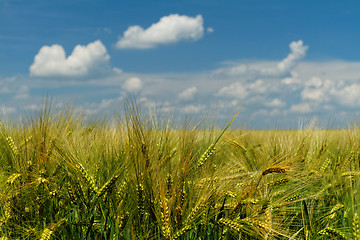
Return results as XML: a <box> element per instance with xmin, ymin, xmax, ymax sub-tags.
<box><xmin>197</xmin><ymin>109</ymin><xmax>241</xmax><ymax>168</ymax></box>
<box><xmin>319</xmin><ymin>227</ymin><xmax>348</xmax><ymax>240</ymax></box>
<box><xmin>353</xmin><ymin>213</ymin><xmax>360</xmax><ymax>240</ymax></box>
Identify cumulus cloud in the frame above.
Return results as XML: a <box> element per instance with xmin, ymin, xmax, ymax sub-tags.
<box><xmin>30</xmin><ymin>40</ymin><xmax>110</xmax><ymax>77</ymax></box>
<box><xmin>215</xmin><ymin>40</ymin><xmax>311</xmax><ymax>121</ymax></box>
<box><xmin>123</xmin><ymin>77</ymin><xmax>142</xmax><ymax>92</ymax></box>
<box><xmin>248</xmin><ymin>79</ymin><xmax>268</xmax><ymax>94</ymax></box>
<box><xmin>289</xmin><ymin>103</ymin><xmax>313</xmax><ymax>113</ymax></box>
<box><xmin>116</xmin><ymin>14</ymin><xmax>204</xmax><ymax>49</ymax></box>
<box><xmin>217</xmin><ymin>82</ymin><xmax>248</xmax><ymax>99</ymax></box>
<box><xmin>260</xmin><ymin>40</ymin><xmax>308</xmax><ymax>77</ymax></box>
<box><xmin>253</xmin><ymin>109</ymin><xmax>281</xmax><ymax>117</ymax></box>
<box><xmin>207</xmin><ymin>27</ymin><xmax>214</xmax><ymax>33</ymax></box>
<box><xmin>298</xmin><ymin>76</ymin><xmax>360</xmax><ymax>108</ymax></box>
<box><xmin>178</xmin><ymin>86</ymin><xmax>198</xmax><ymax>101</ymax></box>
<box><xmin>1</xmin><ymin>105</ymin><xmax>16</xmax><ymax>115</ymax></box>
<box><xmin>180</xmin><ymin>104</ymin><xmax>205</xmax><ymax>114</ymax></box>
<box><xmin>265</xmin><ymin>98</ymin><xmax>286</xmax><ymax>108</ymax></box>
<box><xmin>274</xmin><ymin>40</ymin><xmax>308</xmax><ymax>75</ymax></box>
<box><xmin>332</xmin><ymin>83</ymin><xmax>360</xmax><ymax>107</ymax></box>
<box><xmin>113</xmin><ymin>67</ymin><xmax>123</xmax><ymax>74</ymax></box>
<box><xmin>17</xmin><ymin>38</ymin><xmax>360</xmax><ymax>128</ymax></box>
<box><xmin>75</xmin><ymin>98</ymin><xmax>118</xmax><ymax>115</ymax></box>
<box><xmin>216</xmin><ymin>40</ymin><xmax>308</xmax><ymax>78</ymax></box>
<box><xmin>14</xmin><ymin>85</ymin><xmax>29</xmax><ymax>99</ymax></box>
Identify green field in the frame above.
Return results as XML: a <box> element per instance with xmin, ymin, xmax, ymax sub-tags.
<box><xmin>0</xmin><ymin>102</ymin><xmax>359</xmax><ymax>239</ymax></box>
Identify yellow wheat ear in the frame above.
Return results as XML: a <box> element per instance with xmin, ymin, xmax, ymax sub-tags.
<box><xmin>6</xmin><ymin>136</ymin><xmax>19</xmax><ymax>156</ymax></box>
<box><xmin>353</xmin><ymin>213</ymin><xmax>359</xmax><ymax>240</ymax></box>
<box><xmin>197</xmin><ymin>109</ymin><xmax>241</xmax><ymax>168</ymax></box>
<box><xmin>319</xmin><ymin>227</ymin><xmax>347</xmax><ymax>240</ymax></box>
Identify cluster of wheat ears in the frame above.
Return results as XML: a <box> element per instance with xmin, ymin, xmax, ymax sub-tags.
<box><xmin>0</xmin><ymin>100</ymin><xmax>360</xmax><ymax>239</ymax></box>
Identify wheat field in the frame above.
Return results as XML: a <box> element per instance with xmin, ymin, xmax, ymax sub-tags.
<box><xmin>0</xmin><ymin>101</ymin><xmax>359</xmax><ymax>239</ymax></box>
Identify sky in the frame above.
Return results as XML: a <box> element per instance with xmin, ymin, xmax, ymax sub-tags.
<box><xmin>1</xmin><ymin>0</ymin><xmax>360</xmax><ymax>128</ymax></box>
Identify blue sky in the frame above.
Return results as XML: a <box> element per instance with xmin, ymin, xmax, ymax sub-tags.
<box><xmin>1</xmin><ymin>0</ymin><xmax>360</xmax><ymax>128</ymax></box>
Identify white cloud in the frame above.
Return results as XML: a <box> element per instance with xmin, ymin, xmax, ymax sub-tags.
<box><xmin>24</xmin><ymin>104</ymin><xmax>41</xmax><ymax>111</ymax></box>
<box><xmin>14</xmin><ymin>85</ymin><xmax>29</xmax><ymax>99</ymax></box>
<box><xmin>275</xmin><ymin>40</ymin><xmax>308</xmax><ymax>74</ymax></box>
<box><xmin>290</xmin><ymin>103</ymin><xmax>313</xmax><ymax>113</ymax></box>
<box><xmin>301</xmin><ymin>88</ymin><xmax>327</xmax><ymax>102</ymax></box>
<box><xmin>282</xmin><ymin>76</ymin><xmax>299</xmax><ymax>85</ymax></box>
<box><xmin>123</xmin><ymin>77</ymin><xmax>142</xmax><ymax>92</ymax></box>
<box><xmin>116</xmin><ymin>14</ymin><xmax>204</xmax><ymax>49</ymax></box>
<box><xmin>8</xmin><ymin>38</ymin><xmax>360</xmax><ymax>129</ymax></box>
<box><xmin>265</xmin><ymin>98</ymin><xmax>286</xmax><ymax>108</ymax></box>
<box><xmin>1</xmin><ymin>105</ymin><xmax>16</xmax><ymax>115</ymax></box>
<box><xmin>180</xmin><ymin>104</ymin><xmax>205</xmax><ymax>114</ymax></box>
<box><xmin>139</xmin><ymin>97</ymin><xmax>156</xmax><ymax>109</ymax></box>
<box><xmin>216</xmin><ymin>40</ymin><xmax>308</xmax><ymax>78</ymax></box>
<box><xmin>217</xmin><ymin>82</ymin><xmax>248</xmax><ymax>99</ymax></box>
<box><xmin>178</xmin><ymin>86</ymin><xmax>198</xmax><ymax>101</ymax></box>
<box><xmin>252</xmin><ymin>109</ymin><xmax>281</xmax><ymax>117</ymax></box>
<box><xmin>248</xmin><ymin>79</ymin><xmax>267</xmax><ymax>94</ymax></box>
<box><xmin>300</xmin><ymin>77</ymin><xmax>331</xmax><ymax>103</ymax></box>
<box><xmin>334</xmin><ymin>84</ymin><xmax>360</xmax><ymax>107</ymax></box>
<box><xmin>30</xmin><ymin>40</ymin><xmax>110</xmax><ymax>77</ymax></box>
<box><xmin>75</xmin><ymin>98</ymin><xmax>118</xmax><ymax>115</ymax></box>
<box><xmin>113</xmin><ymin>67</ymin><xmax>123</xmax><ymax>74</ymax></box>
<box><xmin>299</xmin><ymin>76</ymin><xmax>360</xmax><ymax>108</ymax></box>
<box><xmin>305</xmin><ymin>76</ymin><xmax>323</xmax><ymax>88</ymax></box>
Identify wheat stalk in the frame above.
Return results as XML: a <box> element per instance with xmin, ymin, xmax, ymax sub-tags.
<box><xmin>295</xmin><ymin>134</ymin><xmax>307</xmax><ymax>157</ymax></box>
<box><xmin>197</xmin><ymin>109</ymin><xmax>240</xmax><ymax>168</ymax></box>
<box><xmin>353</xmin><ymin>213</ymin><xmax>360</xmax><ymax>240</ymax></box>
<box><xmin>183</xmin><ymin>200</ymin><xmax>208</xmax><ymax>226</ymax></box>
<box><xmin>165</xmin><ymin>174</ymin><xmax>173</xmax><ymax>199</ymax></box>
<box><xmin>6</xmin><ymin>136</ymin><xmax>18</xmax><ymax>156</ymax></box>
<box><xmin>266</xmin><ymin>178</ymin><xmax>289</xmax><ymax>188</ymax></box>
<box><xmin>197</xmin><ymin>143</ymin><xmax>216</xmax><ymax>168</ymax></box>
<box><xmin>179</xmin><ymin>182</ymin><xmax>186</xmax><ymax>208</ymax></box>
<box><xmin>67</xmin><ymin>183</ymin><xmax>77</xmax><ymax>204</ymax></box>
<box><xmin>328</xmin><ymin>204</ymin><xmax>344</xmax><ymax>220</ymax></box>
<box><xmin>262</xmin><ymin>167</ymin><xmax>286</xmax><ymax>176</ymax></box>
<box><xmin>76</xmin><ymin>163</ymin><xmax>98</xmax><ymax>193</ymax></box>
<box><xmin>40</xmin><ymin>228</ymin><xmax>53</xmax><ymax>240</ymax></box>
<box><xmin>173</xmin><ymin>224</ymin><xmax>192</xmax><ymax>239</ymax></box>
<box><xmin>342</xmin><ymin>172</ymin><xmax>360</xmax><ymax>177</ymax></box>
<box><xmin>284</xmin><ymin>193</ymin><xmax>301</xmax><ymax>203</ymax></box>
<box><xmin>175</xmin><ymin>205</ymin><xmax>183</xmax><ymax>228</ymax></box>
<box><xmin>117</xmin><ymin>180</ymin><xmax>127</xmax><ymax>200</ymax></box>
<box><xmin>39</xmin><ymin>218</ymin><xmax>67</xmax><ymax>240</ymax></box>
<box><xmin>137</xmin><ymin>183</ymin><xmax>145</xmax><ymax>219</ymax></box>
<box><xmin>341</xmin><ymin>150</ymin><xmax>355</xmax><ymax>171</ymax></box>
<box><xmin>219</xmin><ymin>218</ymin><xmax>243</xmax><ymax>233</ymax></box>
<box><xmin>319</xmin><ymin>227</ymin><xmax>347</xmax><ymax>240</ymax></box>
<box><xmin>6</xmin><ymin>173</ymin><xmax>21</xmax><ymax>185</ymax></box>
<box><xmin>97</xmin><ymin>174</ymin><xmax>119</xmax><ymax>197</ymax></box>
<box><xmin>18</xmin><ymin>135</ymin><xmax>32</xmax><ymax>148</ymax></box>
<box><xmin>320</xmin><ymin>158</ymin><xmax>331</xmax><ymax>172</ymax></box>
<box><xmin>118</xmin><ymin>211</ymin><xmax>129</xmax><ymax>232</ymax></box>
<box><xmin>160</xmin><ymin>198</ymin><xmax>171</xmax><ymax>239</ymax></box>
<box><xmin>316</xmin><ymin>142</ymin><xmax>327</xmax><ymax>160</ymax></box>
